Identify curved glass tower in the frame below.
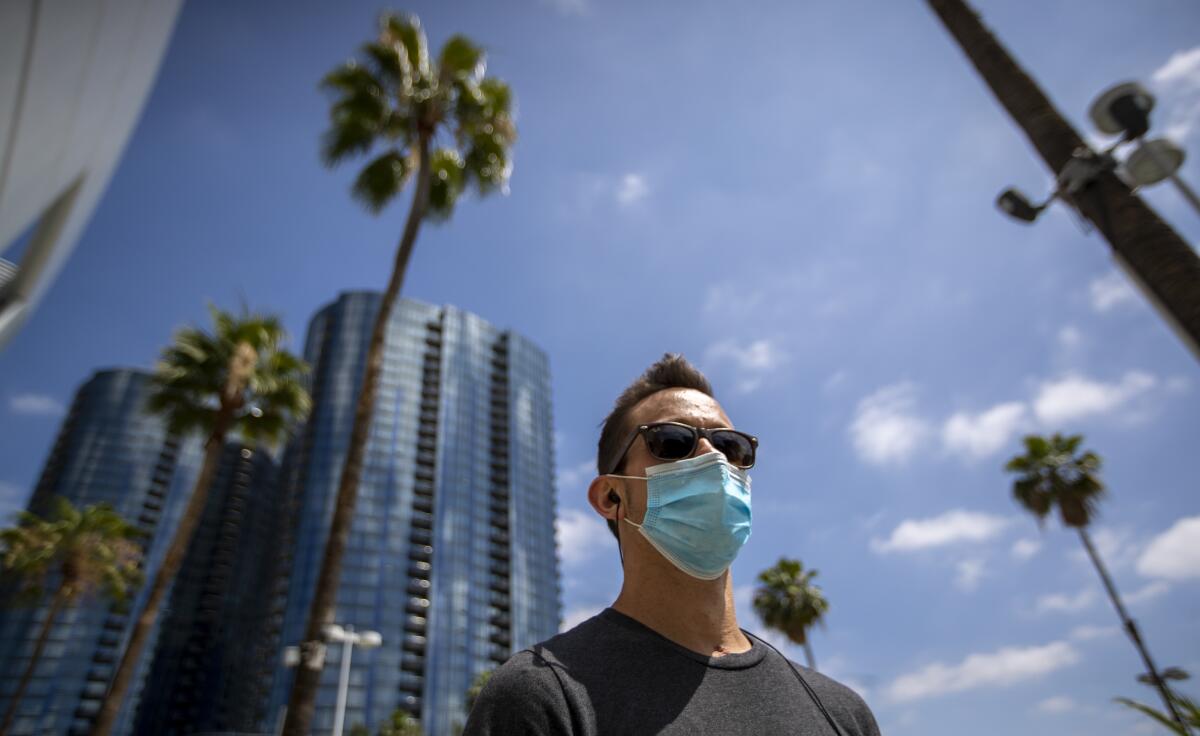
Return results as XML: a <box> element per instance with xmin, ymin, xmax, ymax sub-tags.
<box><xmin>0</xmin><ymin>369</ymin><xmax>199</xmax><ymax>735</ymax></box>
<box><xmin>268</xmin><ymin>293</ymin><xmax>560</xmax><ymax>736</ymax></box>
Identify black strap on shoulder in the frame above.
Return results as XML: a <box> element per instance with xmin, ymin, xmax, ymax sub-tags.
<box><xmin>752</xmin><ymin>634</ymin><xmax>846</xmax><ymax>736</ymax></box>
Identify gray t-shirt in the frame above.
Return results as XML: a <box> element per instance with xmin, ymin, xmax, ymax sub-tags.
<box><xmin>464</xmin><ymin>608</ymin><xmax>881</xmax><ymax>736</ymax></box>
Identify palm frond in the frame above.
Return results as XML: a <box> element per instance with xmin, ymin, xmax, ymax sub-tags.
<box><xmin>351</xmin><ymin>149</ymin><xmax>413</xmax><ymax>213</ymax></box>
<box><xmin>427</xmin><ymin>147</ymin><xmax>466</xmax><ymax>220</ymax></box>
<box><xmin>381</xmin><ymin>13</ymin><xmax>430</xmax><ymax>79</ymax></box>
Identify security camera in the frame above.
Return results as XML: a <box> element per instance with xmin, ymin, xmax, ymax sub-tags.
<box><xmin>996</xmin><ymin>188</ymin><xmax>1047</xmax><ymax>223</ymax></box>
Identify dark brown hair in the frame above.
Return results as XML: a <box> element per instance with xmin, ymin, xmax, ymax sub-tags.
<box><xmin>596</xmin><ymin>353</ymin><xmax>714</xmax><ymax>539</ymax></box>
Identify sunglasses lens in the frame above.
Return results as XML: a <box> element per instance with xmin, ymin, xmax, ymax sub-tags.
<box><xmin>644</xmin><ymin>424</ymin><xmax>697</xmax><ymax>461</ymax></box>
<box><xmin>711</xmin><ymin>431</ymin><xmax>755</xmax><ymax>468</ymax></box>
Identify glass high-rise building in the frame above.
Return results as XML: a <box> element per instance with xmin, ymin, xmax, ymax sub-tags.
<box><xmin>0</xmin><ymin>369</ymin><xmax>200</xmax><ymax>736</ymax></box>
<box><xmin>267</xmin><ymin>292</ymin><xmax>560</xmax><ymax>736</ymax></box>
<box><xmin>132</xmin><ymin>442</ymin><xmax>285</xmax><ymax>736</ymax></box>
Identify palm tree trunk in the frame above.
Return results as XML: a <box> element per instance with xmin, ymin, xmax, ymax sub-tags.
<box><xmin>1077</xmin><ymin>528</ymin><xmax>1188</xmax><ymax>732</ymax></box>
<box><xmin>0</xmin><ymin>584</ymin><xmax>69</xmax><ymax>736</ymax></box>
<box><xmin>90</xmin><ymin>344</ymin><xmax>255</xmax><ymax>736</ymax></box>
<box><xmin>927</xmin><ymin>0</ymin><xmax>1200</xmax><ymax>361</ymax></box>
<box><xmin>802</xmin><ymin>640</ymin><xmax>817</xmax><ymax>671</ymax></box>
<box><xmin>283</xmin><ymin>133</ymin><xmax>433</xmax><ymax>736</ymax></box>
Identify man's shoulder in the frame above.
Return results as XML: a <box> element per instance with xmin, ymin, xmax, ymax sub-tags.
<box><xmin>786</xmin><ymin>663</ymin><xmax>881</xmax><ymax>736</ymax></box>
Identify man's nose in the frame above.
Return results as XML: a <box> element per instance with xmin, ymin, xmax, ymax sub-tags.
<box><xmin>695</xmin><ymin>437</ymin><xmax>718</xmax><ymax>457</ymax></box>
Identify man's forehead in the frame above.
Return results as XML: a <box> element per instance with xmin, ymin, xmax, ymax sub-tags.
<box><xmin>628</xmin><ymin>387</ymin><xmax>732</xmax><ymax>427</ymax></box>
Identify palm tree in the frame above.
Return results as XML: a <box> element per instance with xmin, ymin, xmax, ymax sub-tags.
<box><xmin>752</xmin><ymin>558</ymin><xmax>829</xmax><ymax>670</ymax></box>
<box><xmin>284</xmin><ymin>14</ymin><xmax>515</xmax><ymax>734</ymax></box>
<box><xmin>0</xmin><ymin>499</ymin><xmax>142</xmax><ymax>736</ymax></box>
<box><xmin>90</xmin><ymin>307</ymin><xmax>310</xmax><ymax>736</ymax></box>
<box><xmin>1116</xmin><ymin>668</ymin><xmax>1199</xmax><ymax>735</ymax></box>
<box><xmin>1006</xmin><ymin>434</ymin><xmax>1189</xmax><ymax>733</ymax></box>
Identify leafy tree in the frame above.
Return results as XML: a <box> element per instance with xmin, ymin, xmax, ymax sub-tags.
<box><xmin>1006</xmin><ymin>433</ymin><xmax>1188</xmax><ymax>732</ymax></box>
<box><xmin>90</xmin><ymin>307</ymin><xmax>309</xmax><ymax>735</ymax></box>
<box><xmin>0</xmin><ymin>499</ymin><xmax>142</xmax><ymax>736</ymax></box>
<box><xmin>348</xmin><ymin>724</ymin><xmax>371</xmax><ymax>736</ymax></box>
<box><xmin>752</xmin><ymin>557</ymin><xmax>829</xmax><ymax>670</ymax></box>
<box><xmin>283</xmin><ymin>13</ymin><xmax>515</xmax><ymax>734</ymax></box>
<box><xmin>378</xmin><ymin>708</ymin><xmax>424</xmax><ymax>736</ymax></box>
<box><xmin>1114</xmin><ymin>668</ymin><xmax>1199</xmax><ymax>735</ymax></box>
<box><xmin>465</xmin><ymin>668</ymin><xmax>494</xmax><ymax>713</ymax></box>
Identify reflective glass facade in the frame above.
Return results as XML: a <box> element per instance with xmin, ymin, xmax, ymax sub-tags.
<box><xmin>132</xmin><ymin>442</ymin><xmax>284</xmax><ymax>735</ymax></box>
<box><xmin>0</xmin><ymin>369</ymin><xmax>200</xmax><ymax>735</ymax></box>
<box><xmin>267</xmin><ymin>293</ymin><xmax>560</xmax><ymax>736</ymax></box>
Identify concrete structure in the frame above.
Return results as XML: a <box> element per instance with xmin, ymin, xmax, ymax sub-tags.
<box><xmin>266</xmin><ymin>293</ymin><xmax>561</xmax><ymax>736</ymax></box>
<box><xmin>0</xmin><ymin>0</ymin><xmax>183</xmax><ymax>349</ymax></box>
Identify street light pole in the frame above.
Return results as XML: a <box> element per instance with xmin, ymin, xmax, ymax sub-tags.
<box><xmin>332</xmin><ymin>630</ymin><xmax>355</xmax><ymax>736</ymax></box>
<box><xmin>323</xmin><ymin>624</ymin><xmax>382</xmax><ymax>736</ymax></box>
<box><xmin>928</xmin><ymin>0</ymin><xmax>1200</xmax><ymax>363</ymax></box>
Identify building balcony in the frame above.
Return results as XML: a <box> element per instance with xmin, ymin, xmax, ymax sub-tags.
<box><xmin>410</xmin><ymin>544</ymin><xmax>433</xmax><ymax>562</ymax></box>
<box><xmin>403</xmin><ymin>634</ymin><xmax>427</xmax><ymax>653</ymax></box>
<box><xmin>489</xmin><ymin>631</ymin><xmax>512</xmax><ymax>647</ymax></box>
<box><xmin>407</xmin><ymin>578</ymin><xmax>431</xmax><ymax>596</ymax></box>
<box><xmin>405</xmin><ymin>596</ymin><xmax>431</xmax><ymax>615</ymax></box>
<box><xmin>408</xmin><ymin>561</ymin><xmax>431</xmax><ymax>577</ymax></box>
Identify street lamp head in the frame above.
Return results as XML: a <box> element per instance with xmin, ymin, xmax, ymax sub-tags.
<box><xmin>1089</xmin><ymin>82</ymin><xmax>1155</xmax><ymax>140</ymax></box>
<box><xmin>996</xmin><ymin>188</ymin><xmax>1045</xmax><ymax>223</ymax></box>
<box><xmin>1125</xmin><ymin>138</ymin><xmax>1186</xmax><ymax>186</ymax></box>
<box><xmin>323</xmin><ymin>624</ymin><xmax>347</xmax><ymax>642</ymax></box>
<box><xmin>357</xmin><ymin>630</ymin><xmax>383</xmax><ymax>649</ymax></box>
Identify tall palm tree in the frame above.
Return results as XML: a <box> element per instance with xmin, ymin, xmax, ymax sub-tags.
<box><xmin>752</xmin><ymin>558</ymin><xmax>829</xmax><ymax>670</ymax></box>
<box><xmin>0</xmin><ymin>499</ymin><xmax>142</xmax><ymax>736</ymax></box>
<box><xmin>284</xmin><ymin>14</ymin><xmax>515</xmax><ymax>734</ymax></box>
<box><xmin>1006</xmin><ymin>433</ymin><xmax>1188</xmax><ymax>733</ymax></box>
<box><xmin>90</xmin><ymin>307</ymin><xmax>310</xmax><ymax>736</ymax></box>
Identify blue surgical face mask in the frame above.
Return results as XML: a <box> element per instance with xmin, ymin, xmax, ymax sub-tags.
<box><xmin>610</xmin><ymin>450</ymin><xmax>752</xmax><ymax>580</ymax></box>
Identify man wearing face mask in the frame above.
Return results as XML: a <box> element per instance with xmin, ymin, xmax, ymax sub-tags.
<box><xmin>464</xmin><ymin>354</ymin><xmax>880</xmax><ymax>736</ymax></box>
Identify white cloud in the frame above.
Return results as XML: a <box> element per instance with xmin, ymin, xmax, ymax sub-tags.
<box><xmin>556</xmin><ymin>460</ymin><xmax>596</xmax><ymax>494</ymax></box>
<box><xmin>1012</xmin><ymin>538</ymin><xmax>1042</xmax><ymax>561</ymax></box>
<box><xmin>1069</xmin><ymin>624</ymin><xmax>1118</xmax><ymax>641</ymax></box>
<box><xmin>1036</xmin><ymin>695</ymin><xmax>1077</xmax><ymax>714</ymax></box>
<box><xmin>556</xmin><ymin>508</ymin><xmax>614</xmax><ymax>566</ymax></box>
<box><xmin>1151</xmin><ymin>46</ymin><xmax>1200</xmax><ymax>143</ymax></box>
<box><xmin>1125</xmin><ymin>580</ymin><xmax>1171</xmax><ymax>606</ymax></box>
<box><xmin>954</xmin><ymin>558</ymin><xmax>986</xmax><ymax>592</ymax></box>
<box><xmin>0</xmin><ymin>481</ymin><xmax>27</xmax><ymax>523</ymax></box>
<box><xmin>1136</xmin><ymin>516</ymin><xmax>1200</xmax><ymax>581</ymax></box>
<box><xmin>9</xmin><ymin>393</ymin><xmax>65</xmax><ymax>416</ymax></box>
<box><xmin>885</xmin><ymin>641</ymin><xmax>1080</xmax><ymax>703</ymax></box>
<box><xmin>872</xmin><ymin>509</ymin><xmax>1011</xmax><ymax>553</ymax></box>
<box><xmin>705</xmin><ymin>338</ymin><xmax>787</xmax><ymax>394</ymax></box>
<box><xmin>1073</xmin><ymin>527</ymin><xmax>1141</xmax><ymax>571</ymax></box>
<box><xmin>1089</xmin><ymin>272</ymin><xmax>1138</xmax><ymax>313</ymax></box>
<box><xmin>1057</xmin><ymin>325</ymin><xmax>1083</xmax><ymax>350</ymax></box>
<box><xmin>849</xmin><ymin>383</ymin><xmax>929</xmax><ymax>466</ymax></box>
<box><xmin>538</xmin><ymin>0</ymin><xmax>588</xmax><ymax>16</ymax></box>
<box><xmin>615</xmin><ymin>173</ymin><xmax>649</xmax><ymax>206</ymax></box>
<box><xmin>1032</xmin><ymin>372</ymin><xmax>1156</xmax><ymax>424</ymax></box>
<box><xmin>1034</xmin><ymin>588</ymin><xmax>1096</xmax><ymax>615</ymax></box>
<box><xmin>560</xmin><ymin>605</ymin><xmax>603</xmax><ymax>631</ymax></box>
<box><xmin>942</xmin><ymin>402</ymin><xmax>1027</xmax><ymax>459</ymax></box>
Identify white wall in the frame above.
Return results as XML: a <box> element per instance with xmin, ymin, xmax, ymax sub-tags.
<box><xmin>0</xmin><ymin>0</ymin><xmax>184</xmax><ymax>348</ymax></box>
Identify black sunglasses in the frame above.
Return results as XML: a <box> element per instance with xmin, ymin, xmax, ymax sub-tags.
<box><xmin>606</xmin><ymin>421</ymin><xmax>758</xmax><ymax>475</ymax></box>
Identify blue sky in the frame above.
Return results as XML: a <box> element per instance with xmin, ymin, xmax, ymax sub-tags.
<box><xmin>2</xmin><ymin>0</ymin><xmax>1199</xmax><ymax>733</ymax></box>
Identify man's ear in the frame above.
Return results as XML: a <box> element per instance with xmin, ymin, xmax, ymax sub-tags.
<box><xmin>587</xmin><ymin>474</ymin><xmax>622</xmax><ymax>523</ymax></box>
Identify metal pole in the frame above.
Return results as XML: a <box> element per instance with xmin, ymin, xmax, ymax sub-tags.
<box><xmin>331</xmin><ymin>630</ymin><xmax>355</xmax><ymax>736</ymax></box>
